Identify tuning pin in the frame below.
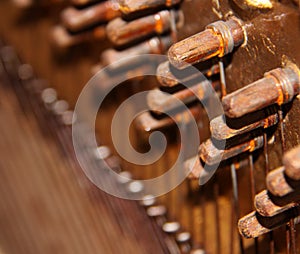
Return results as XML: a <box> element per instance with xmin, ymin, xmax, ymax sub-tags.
<box><xmin>184</xmin><ymin>156</ymin><xmax>204</xmax><ymax>179</ymax></box>
<box><xmin>147</xmin><ymin>205</ymin><xmax>167</xmax><ymax>217</ymax></box>
<box><xmin>140</xmin><ymin>195</ymin><xmax>156</xmax><ymax>207</ymax></box>
<box><xmin>100</xmin><ymin>36</ymin><xmax>172</xmax><ymax>67</ymax></box>
<box><xmin>106</xmin><ymin>10</ymin><xmax>183</xmax><ymax>46</ymax></box>
<box><xmin>134</xmin><ymin>104</ymin><xmax>202</xmax><ymax>132</ymax></box>
<box><xmin>156</xmin><ymin>61</ymin><xmax>220</xmax><ymax>87</ymax></box>
<box><xmin>266</xmin><ymin>145</ymin><xmax>300</xmax><ymax>197</ymax></box>
<box><xmin>51</xmin><ymin>25</ymin><xmax>106</xmax><ymax>49</ymax></box>
<box><xmin>168</xmin><ymin>17</ymin><xmax>245</xmax><ymax>69</ymax></box>
<box><xmin>12</xmin><ymin>0</ymin><xmax>33</xmax><ymax>8</ymax></box>
<box><xmin>41</xmin><ymin>88</ymin><xmax>57</xmax><ymax>106</ymax></box>
<box><xmin>176</xmin><ymin>232</ymin><xmax>192</xmax><ymax>254</ymax></box>
<box><xmin>199</xmin><ymin>135</ymin><xmax>264</xmax><ymax>165</ymax></box>
<box><xmin>238</xmin><ymin>209</ymin><xmax>300</xmax><ymax>238</ymax></box>
<box><xmin>117</xmin><ymin>0</ymin><xmax>181</xmax><ymax>14</ymax></box>
<box><xmin>210</xmin><ymin>114</ymin><xmax>278</xmax><ymax>140</ymax></box>
<box><xmin>147</xmin><ymin>80</ymin><xmax>216</xmax><ymax>114</ymax></box>
<box><xmin>71</xmin><ymin>0</ymin><xmax>100</xmax><ymax>7</ymax></box>
<box><xmin>254</xmin><ymin>190</ymin><xmax>299</xmax><ymax>217</ymax></box>
<box><xmin>147</xmin><ymin>205</ymin><xmax>167</xmax><ymax>226</ymax></box>
<box><xmin>92</xmin><ymin>63</ymin><xmax>155</xmax><ymax>90</ymax></box>
<box><xmin>266</xmin><ymin>166</ymin><xmax>297</xmax><ymax>197</ymax></box>
<box><xmin>61</xmin><ymin>1</ymin><xmax>120</xmax><ymax>33</ymax></box>
<box><xmin>116</xmin><ymin>171</ymin><xmax>132</xmax><ymax>184</ymax></box>
<box><xmin>283</xmin><ymin>145</ymin><xmax>300</xmax><ymax>181</ymax></box>
<box><xmin>127</xmin><ymin>180</ymin><xmax>145</xmax><ymax>194</ymax></box>
<box><xmin>51</xmin><ymin>100</ymin><xmax>69</xmax><ymax>115</ymax></box>
<box><xmin>222</xmin><ymin>63</ymin><xmax>300</xmax><ymax>118</ymax></box>
<box><xmin>12</xmin><ymin>0</ymin><xmax>64</xmax><ymax>8</ymax></box>
<box><xmin>162</xmin><ymin>221</ymin><xmax>181</xmax><ymax>234</ymax></box>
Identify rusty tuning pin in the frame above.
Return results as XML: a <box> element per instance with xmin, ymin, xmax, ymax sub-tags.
<box><xmin>266</xmin><ymin>145</ymin><xmax>300</xmax><ymax>197</ymax></box>
<box><xmin>156</xmin><ymin>61</ymin><xmax>220</xmax><ymax>87</ymax></box>
<box><xmin>168</xmin><ymin>17</ymin><xmax>245</xmax><ymax>69</ymax></box>
<box><xmin>92</xmin><ymin>63</ymin><xmax>155</xmax><ymax>90</ymax></box>
<box><xmin>238</xmin><ymin>209</ymin><xmax>300</xmax><ymax>238</ymax></box>
<box><xmin>147</xmin><ymin>80</ymin><xmax>219</xmax><ymax>114</ymax></box>
<box><xmin>12</xmin><ymin>0</ymin><xmax>63</xmax><ymax>8</ymax></box>
<box><xmin>61</xmin><ymin>1</ymin><xmax>120</xmax><ymax>33</ymax></box>
<box><xmin>199</xmin><ymin>135</ymin><xmax>264</xmax><ymax>165</ymax></box>
<box><xmin>266</xmin><ymin>167</ymin><xmax>297</xmax><ymax>197</ymax></box>
<box><xmin>71</xmin><ymin>0</ymin><xmax>100</xmax><ymax>7</ymax></box>
<box><xmin>51</xmin><ymin>25</ymin><xmax>106</xmax><ymax>49</ymax></box>
<box><xmin>134</xmin><ymin>104</ymin><xmax>202</xmax><ymax>132</ymax></box>
<box><xmin>210</xmin><ymin>113</ymin><xmax>278</xmax><ymax>140</ymax></box>
<box><xmin>116</xmin><ymin>0</ymin><xmax>182</xmax><ymax>14</ymax></box>
<box><xmin>12</xmin><ymin>0</ymin><xmax>33</xmax><ymax>8</ymax></box>
<box><xmin>283</xmin><ymin>145</ymin><xmax>300</xmax><ymax>181</ymax></box>
<box><xmin>254</xmin><ymin>190</ymin><xmax>299</xmax><ymax>217</ymax></box>
<box><xmin>184</xmin><ymin>156</ymin><xmax>205</xmax><ymax>180</ymax></box>
<box><xmin>100</xmin><ymin>36</ymin><xmax>172</xmax><ymax>67</ymax></box>
<box><xmin>106</xmin><ymin>10</ymin><xmax>183</xmax><ymax>46</ymax></box>
<box><xmin>222</xmin><ymin>63</ymin><xmax>300</xmax><ymax>118</ymax></box>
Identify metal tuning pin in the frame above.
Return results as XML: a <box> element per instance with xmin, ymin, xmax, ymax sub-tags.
<box><xmin>266</xmin><ymin>166</ymin><xmax>297</xmax><ymax>197</ymax></box>
<box><xmin>162</xmin><ymin>221</ymin><xmax>181</xmax><ymax>234</ymax></box>
<box><xmin>51</xmin><ymin>25</ymin><xmax>106</xmax><ymax>49</ymax></box>
<box><xmin>93</xmin><ymin>63</ymin><xmax>155</xmax><ymax>90</ymax></box>
<box><xmin>117</xmin><ymin>0</ymin><xmax>182</xmax><ymax>14</ymax></box>
<box><xmin>238</xmin><ymin>209</ymin><xmax>300</xmax><ymax>238</ymax></box>
<box><xmin>222</xmin><ymin>63</ymin><xmax>300</xmax><ymax>118</ymax></box>
<box><xmin>134</xmin><ymin>104</ymin><xmax>202</xmax><ymax>132</ymax></box>
<box><xmin>210</xmin><ymin>113</ymin><xmax>278</xmax><ymax>140</ymax></box>
<box><xmin>266</xmin><ymin>145</ymin><xmax>300</xmax><ymax>197</ymax></box>
<box><xmin>283</xmin><ymin>145</ymin><xmax>300</xmax><ymax>181</ymax></box>
<box><xmin>176</xmin><ymin>232</ymin><xmax>191</xmax><ymax>254</ymax></box>
<box><xmin>61</xmin><ymin>1</ymin><xmax>120</xmax><ymax>33</ymax></box>
<box><xmin>156</xmin><ymin>61</ymin><xmax>220</xmax><ymax>87</ymax></box>
<box><xmin>254</xmin><ymin>190</ymin><xmax>299</xmax><ymax>217</ymax></box>
<box><xmin>71</xmin><ymin>0</ymin><xmax>101</xmax><ymax>7</ymax></box>
<box><xmin>168</xmin><ymin>17</ymin><xmax>245</xmax><ymax>69</ymax></box>
<box><xmin>146</xmin><ymin>205</ymin><xmax>167</xmax><ymax>226</ymax></box>
<box><xmin>199</xmin><ymin>135</ymin><xmax>264</xmax><ymax>165</ymax></box>
<box><xmin>12</xmin><ymin>0</ymin><xmax>33</xmax><ymax>8</ymax></box>
<box><xmin>100</xmin><ymin>36</ymin><xmax>172</xmax><ymax>67</ymax></box>
<box><xmin>147</xmin><ymin>80</ymin><xmax>218</xmax><ymax>114</ymax></box>
<box><xmin>106</xmin><ymin>10</ymin><xmax>183</xmax><ymax>46</ymax></box>
<box><xmin>184</xmin><ymin>156</ymin><xmax>204</xmax><ymax>180</ymax></box>
<box><xmin>12</xmin><ymin>0</ymin><xmax>63</xmax><ymax>8</ymax></box>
